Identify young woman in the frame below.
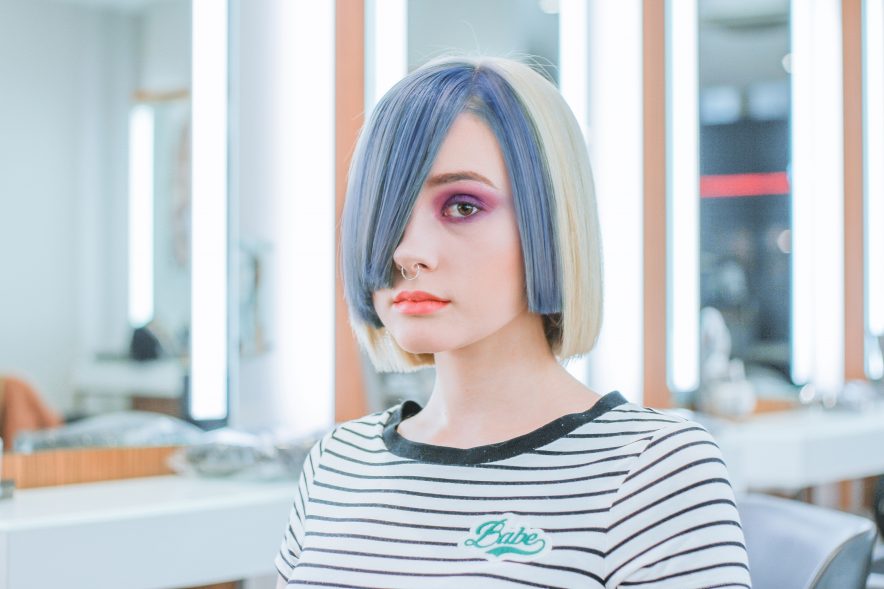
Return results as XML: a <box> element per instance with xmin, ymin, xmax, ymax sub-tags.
<box><xmin>276</xmin><ymin>56</ymin><xmax>751</xmax><ymax>589</ymax></box>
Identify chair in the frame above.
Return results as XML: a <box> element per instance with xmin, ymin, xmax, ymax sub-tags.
<box><xmin>868</xmin><ymin>542</ymin><xmax>884</xmax><ymax>589</ymax></box>
<box><xmin>737</xmin><ymin>493</ymin><xmax>877</xmax><ymax>589</ymax></box>
<box><xmin>0</xmin><ymin>375</ymin><xmax>63</xmax><ymax>451</ymax></box>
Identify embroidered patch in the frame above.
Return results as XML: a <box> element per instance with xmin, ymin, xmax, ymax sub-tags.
<box><xmin>459</xmin><ymin>514</ymin><xmax>553</xmax><ymax>562</ymax></box>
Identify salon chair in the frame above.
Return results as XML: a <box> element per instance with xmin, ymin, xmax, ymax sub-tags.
<box><xmin>737</xmin><ymin>493</ymin><xmax>877</xmax><ymax>589</ymax></box>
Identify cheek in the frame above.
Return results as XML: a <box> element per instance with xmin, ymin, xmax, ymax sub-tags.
<box><xmin>469</xmin><ymin>223</ymin><xmax>526</xmax><ymax>305</ymax></box>
<box><xmin>372</xmin><ymin>291</ymin><xmax>390</xmax><ymax>324</ymax></box>
<box><xmin>503</xmin><ymin>241</ymin><xmax>527</xmax><ymax>302</ymax></box>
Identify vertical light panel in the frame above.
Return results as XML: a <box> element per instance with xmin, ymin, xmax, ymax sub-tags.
<box><xmin>865</xmin><ymin>0</ymin><xmax>884</xmax><ymax>368</ymax></box>
<box><xmin>791</xmin><ymin>0</ymin><xmax>844</xmax><ymax>391</ymax></box>
<box><xmin>558</xmin><ymin>0</ymin><xmax>591</xmax><ymax>389</ymax></box>
<box><xmin>272</xmin><ymin>0</ymin><xmax>336</xmax><ymax>433</ymax></box>
<box><xmin>572</xmin><ymin>0</ymin><xmax>644</xmax><ymax>402</ymax></box>
<box><xmin>560</xmin><ymin>0</ymin><xmax>589</xmax><ymax>133</ymax></box>
<box><xmin>666</xmin><ymin>0</ymin><xmax>700</xmax><ymax>393</ymax></box>
<box><xmin>128</xmin><ymin>104</ymin><xmax>155</xmax><ymax>328</ymax></box>
<box><xmin>191</xmin><ymin>0</ymin><xmax>229</xmax><ymax>421</ymax></box>
<box><xmin>364</xmin><ymin>0</ymin><xmax>407</xmax><ymax>113</ymax></box>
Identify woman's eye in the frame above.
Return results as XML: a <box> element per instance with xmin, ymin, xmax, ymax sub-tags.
<box><xmin>442</xmin><ymin>200</ymin><xmax>481</xmax><ymax>219</ymax></box>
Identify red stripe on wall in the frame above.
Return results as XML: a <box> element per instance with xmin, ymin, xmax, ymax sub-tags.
<box><xmin>700</xmin><ymin>172</ymin><xmax>790</xmax><ymax>198</ymax></box>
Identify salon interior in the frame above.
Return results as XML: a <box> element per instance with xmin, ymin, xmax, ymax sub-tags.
<box><xmin>1</xmin><ymin>0</ymin><xmax>883</xmax><ymax>587</ymax></box>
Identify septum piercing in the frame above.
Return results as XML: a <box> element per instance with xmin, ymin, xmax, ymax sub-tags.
<box><xmin>400</xmin><ymin>264</ymin><xmax>421</xmax><ymax>281</ymax></box>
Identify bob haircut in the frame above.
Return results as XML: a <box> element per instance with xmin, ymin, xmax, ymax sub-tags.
<box><xmin>341</xmin><ymin>56</ymin><xmax>602</xmax><ymax>373</ymax></box>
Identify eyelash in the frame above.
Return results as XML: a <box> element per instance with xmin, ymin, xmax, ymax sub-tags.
<box><xmin>441</xmin><ymin>196</ymin><xmax>484</xmax><ymax>220</ymax></box>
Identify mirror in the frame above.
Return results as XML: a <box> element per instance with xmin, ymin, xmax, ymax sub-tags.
<box><xmin>696</xmin><ymin>0</ymin><xmax>799</xmax><ymax>407</ymax></box>
<box><xmin>0</xmin><ymin>0</ymin><xmax>199</xmax><ymax>450</ymax></box>
<box><xmin>360</xmin><ymin>0</ymin><xmax>560</xmax><ymax>412</ymax></box>
<box><xmin>864</xmin><ymin>0</ymin><xmax>884</xmax><ymax>380</ymax></box>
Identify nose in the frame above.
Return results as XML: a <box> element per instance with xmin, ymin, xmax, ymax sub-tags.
<box><xmin>392</xmin><ymin>205</ymin><xmax>438</xmax><ymax>282</ymax></box>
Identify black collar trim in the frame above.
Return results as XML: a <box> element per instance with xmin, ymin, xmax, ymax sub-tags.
<box><xmin>381</xmin><ymin>391</ymin><xmax>628</xmax><ymax>465</ymax></box>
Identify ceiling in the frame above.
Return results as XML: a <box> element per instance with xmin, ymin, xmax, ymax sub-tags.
<box><xmin>45</xmin><ymin>0</ymin><xmax>791</xmax><ymax>90</ymax></box>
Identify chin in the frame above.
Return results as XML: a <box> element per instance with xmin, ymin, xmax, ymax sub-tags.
<box><xmin>392</xmin><ymin>337</ymin><xmax>448</xmax><ymax>355</ymax></box>
<box><xmin>392</xmin><ymin>327</ymin><xmax>497</xmax><ymax>356</ymax></box>
<box><xmin>387</xmin><ymin>328</ymin><xmax>459</xmax><ymax>355</ymax></box>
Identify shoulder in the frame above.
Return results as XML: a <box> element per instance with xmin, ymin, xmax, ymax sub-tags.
<box><xmin>332</xmin><ymin>405</ymin><xmax>401</xmax><ymax>439</ymax></box>
<box><xmin>605</xmin><ymin>402</ymin><xmax>738</xmax><ymax>538</ymax></box>
<box><xmin>571</xmin><ymin>394</ymin><xmax>714</xmax><ymax>449</ymax></box>
<box><xmin>603</xmin><ymin>400</ymin><xmax>726</xmax><ymax>474</ymax></box>
<box><xmin>576</xmin><ymin>396</ymin><xmax>732</xmax><ymax>500</ymax></box>
<box><xmin>603</xmin><ymin>404</ymin><xmax>748</xmax><ymax>586</ymax></box>
<box><xmin>314</xmin><ymin>404</ymin><xmax>404</xmax><ymax>457</ymax></box>
<box><xmin>597</xmin><ymin>397</ymin><xmax>692</xmax><ymax>429</ymax></box>
<box><xmin>596</xmin><ymin>397</ymin><xmax>715</xmax><ymax>438</ymax></box>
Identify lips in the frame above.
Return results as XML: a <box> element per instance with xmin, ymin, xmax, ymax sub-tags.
<box><xmin>392</xmin><ymin>290</ymin><xmax>450</xmax><ymax>315</ymax></box>
<box><xmin>393</xmin><ymin>290</ymin><xmax>449</xmax><ymax>303</ymax></box>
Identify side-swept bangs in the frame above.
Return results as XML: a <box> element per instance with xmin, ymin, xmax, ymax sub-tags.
<box><xmin>341</xmin><ymin>56</ymin><xmax>602</xmax><ymax>372</ymax></box>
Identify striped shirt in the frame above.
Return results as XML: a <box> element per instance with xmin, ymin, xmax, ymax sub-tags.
<box><xmin>275</xmin><ymin>391</ymin><xmax>751</xmax><ymax>588</ymax></box>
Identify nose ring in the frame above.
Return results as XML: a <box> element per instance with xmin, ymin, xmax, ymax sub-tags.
<box><xmin>400</xmin><ymin>264</ymin><xmax>421</xmax><ymax>281</ymax></box>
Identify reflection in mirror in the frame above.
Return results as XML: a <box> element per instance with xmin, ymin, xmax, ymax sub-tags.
<box><xmin>0</xmin><ymin>0</ymin><xmax>198</xmax><ymax>451</ymax></box>
<box><xmin>361</xmin><ymin>0</ymin><xmax>559</xmax><ymax>412</ymax></box>
<box><xmin>865</xmin><ymin>0</ymin><xmax>884</xmax><ymax>379</ymax></box>
<box><xmin>695</xmin><ymin>0</ymin><xmax>798</xmax><ymax>414</ymax></box>
<box><xmin>129</xmin><ymin>95</ymin><xmax>192</xmax><ymax>359</ymax></box>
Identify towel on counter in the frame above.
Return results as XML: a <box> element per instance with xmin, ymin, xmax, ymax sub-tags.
<box><xmin>0</xmin><ymin>376</ymin><xmax>63</xmax><ymax>451</ymax></box>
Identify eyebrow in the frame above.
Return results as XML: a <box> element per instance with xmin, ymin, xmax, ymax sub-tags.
<box><xmin>425</xmin><ymin>171</ymin><xmax>498</xmax><ymax>190</ymax></box>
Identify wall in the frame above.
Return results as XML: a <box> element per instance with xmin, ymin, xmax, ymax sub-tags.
<box><xmin>140</xmin><ymin>0</ymin><xmax>191</xmax><ymax>92</ymax></box>
<box><xmin>0</xmin><ymin>0</ymin><xmax>136</xmax><ymax>414</ymax></box>
<box><xmin>408</xmin><ymin>0</ymin><xmax>558</xmax><ymax>77</ymax></box>
<box><xmin>0</xmin><ymin>0</ymin><xmax>190</xmax><ymax>416</ymax></box>
<box><xmin>142</xmin><ymin>0</ymin><xmax>192</xmax><ymax>349</ymax></box>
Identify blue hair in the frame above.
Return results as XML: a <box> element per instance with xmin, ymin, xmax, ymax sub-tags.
<box><xmin>342</xmin><ymin>60</ymin><xmax>562</xmax><ymax>330</ymax></box>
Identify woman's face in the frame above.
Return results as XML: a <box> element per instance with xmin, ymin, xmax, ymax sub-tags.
<box><xmin>372</xmin><ymin>112</ymin><xmax>528</xmax><ymax>355</ymax></box>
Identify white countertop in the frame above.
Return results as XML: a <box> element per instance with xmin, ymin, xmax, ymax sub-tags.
<box><xmin>0</xmin><ymin>475</ymin><xmax>298</xmax><ymax>589</ymax></box>
<box><xmin>5</xmin><ymin>406</ymin><xmax>884</xmax><ymax>587</ymax></box>
<box><xmin>713</xmin><ymin>403</ymin><xmax>884</xmax><ymax>492</ymax></box>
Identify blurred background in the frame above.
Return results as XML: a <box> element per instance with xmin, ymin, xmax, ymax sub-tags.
<box><xmin>1</xmin><ymin>0</ymin><xmax>883</xmax><ymax>588</ymax></box>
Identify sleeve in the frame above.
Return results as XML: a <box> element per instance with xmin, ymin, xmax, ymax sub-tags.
<box><xmin>274</xmin><ymin>432</ymin><xmax>329</xmax><ymax>583</ymax></box>
<box><xmin>604</xmin><ymin>420</ymin><xmax>752</xmax><ymax>589</ymax></box>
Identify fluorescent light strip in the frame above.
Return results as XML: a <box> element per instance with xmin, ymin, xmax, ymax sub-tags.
<box><xmin>365</xmin><ymin>0</ymin><xmax>407</xmax><ymax>113</ymax></box>
<box><xmin>558</xmin><ymin>0</ymin><xmax>591</xmax><ymax>389</ymax></box>
<box><xmin>667</xmin><ymin>0</ymin><xmax>700</xmax><ymax>393</ymax></box>
<box><xmin>575</xmin><ymin>0</ymin><xmax>643</xmax><ymax>403</ymax></box>
<box><xmin>272</xmin><ymin>0</ymin><xmax>336</xmax><ymax>433</ymax></box>
<box><xmin>128</xmin><ymin>104</ymin><xmax>155</xmax><ymax>328</ymax></box>
<box><xmin>866</xmin><ymin>0</ymin><xmax>884</xmax><ymax>337</ymax></box>
<box><xmin>191</xmin><ymin>0</ymin><xmax>229</xmax><ymax>421</ymax></box>
<box><xmin>790</xmin><ymin>0</ymin><xmax>844</xmax><ymax>391</ymax></box>
<box><xmin>559</xmin><ymin>0</ymin><xmax>589</xmax><ymax>134</ymax></box>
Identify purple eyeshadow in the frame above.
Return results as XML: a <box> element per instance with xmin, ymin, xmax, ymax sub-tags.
<box><xmin>440</xmin><ymin>194</ymin><xmax>487</xmax><ymax>222</ymax></box>
<box><xmin>447</xmin><ymin>193</ymin><xmax>484</xmax><ymax>208</ymax></box>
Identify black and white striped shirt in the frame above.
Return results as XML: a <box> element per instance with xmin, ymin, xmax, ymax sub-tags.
<box><xmin>276</xmin><ymin>391</ymin><xmax>751</xmax><ymax>588</ymax></box>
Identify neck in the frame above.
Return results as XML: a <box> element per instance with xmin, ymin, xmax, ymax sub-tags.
<box><xmin>408</xmin><ymin>310</ymin><xmax>597</xmax><ymax>444</ymax></box>
<box><xmin>430</xmin><ymin>310</ymin><xmax>553</xmax><ymax>410</ymax></box>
